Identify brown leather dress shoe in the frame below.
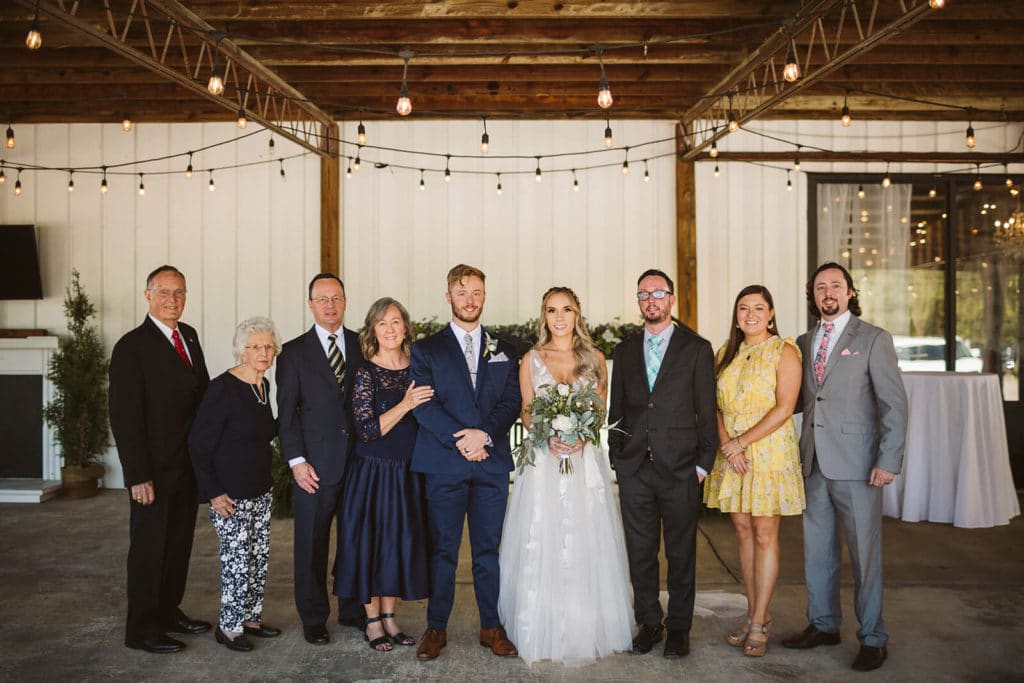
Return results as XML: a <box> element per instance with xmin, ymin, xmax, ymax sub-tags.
<box><xmin>416</xmin><ymin>628</ymin><xmax>447</xmax><ymax>660</ymax></box>
<box><xmin>852</xmin><ymin>645</ymin><xmax>888</xmax><ymax>671</ymax></box>
<box><xmin>479</xmin><ymin>625</ymin><xmax>518</xmax><ymax>657</ymax></box>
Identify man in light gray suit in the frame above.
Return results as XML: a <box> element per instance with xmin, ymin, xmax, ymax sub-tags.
<box><xmin>782</xmin><ymin>262</ymin><xmax>908</xmax><ymax>673</ymax></box>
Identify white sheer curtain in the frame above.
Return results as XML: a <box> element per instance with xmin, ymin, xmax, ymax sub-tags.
<box><xmin>816</xmin><ymin>182</ymin><xmax>913</xmax><ymax>334</ymax></box>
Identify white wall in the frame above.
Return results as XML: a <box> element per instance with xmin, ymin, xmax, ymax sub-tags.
<box><xmin>0</xmin><ymin>123</ymin><xmax>321</xmax><ymax>487</ymax></box>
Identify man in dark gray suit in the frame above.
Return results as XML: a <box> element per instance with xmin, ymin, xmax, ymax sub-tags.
<box><xmin>782</xmin><ymin>262</ymin><xmax>908</xmax><ymax>672</ymax></box>
<box><xmin>276</xmin><ymin>273</ymin><xmax>366</xmax><ymax>645</ymax></box>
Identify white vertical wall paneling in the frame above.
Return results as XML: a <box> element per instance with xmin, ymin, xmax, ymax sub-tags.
<box><xmin>36</xmin><ymin>125</ymin><xmax>70</xmax><ymax>333</ymax></box>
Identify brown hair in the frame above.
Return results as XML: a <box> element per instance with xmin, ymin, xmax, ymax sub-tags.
<box><xmin>446</xmin><ymin>264</ymin><xmax>486</xmax><ymax>290</ymax></box>
<box><xmin>359</xmin><ymin>297</ymin><xmax>413</xmax><ymax>359</ymax></box>
<box><xmin>717</xmin><ymin>285</ymin><xmax>779</xmax><ymax>376</ymax></box>
<box><xmin>534</xmin><ymin>286</ymin><xmax>601</xmax><ymax>383</ymax></box>
<box><xmin>805</xmin><ymin>261</ymin><xmax>862</xmax><ymax>318</ymax></box>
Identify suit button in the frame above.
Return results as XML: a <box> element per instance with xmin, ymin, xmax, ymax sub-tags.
<box><xmin>816</xmin><ymin>397</ymin><xmax>823</xmax><ymax>401</ymax></box>
<box><xmin>648</xmin><ymin>403</ymin><xmax>654</xmax><ymax>409</ymax></box>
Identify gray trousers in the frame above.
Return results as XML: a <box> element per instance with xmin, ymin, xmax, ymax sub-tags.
<box><xmin>803</xmin><ymin>460</ymin><xmax>887</xmax><ymax>648</ymax></box>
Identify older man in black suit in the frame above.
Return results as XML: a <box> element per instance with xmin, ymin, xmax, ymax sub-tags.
<box><xmin>109</xmin><ymin>265</ymin><xmax>211</xmax><ymax>653</ymax></box>
<box><xmin>608</xmin><ymin>268</ymin><xmax>718</xmax><ymax>660</ymax></box>
<box><xmin>276</xmin><ymin>273</ymin><xmax>366</xmax><ymax>645</ymax></box>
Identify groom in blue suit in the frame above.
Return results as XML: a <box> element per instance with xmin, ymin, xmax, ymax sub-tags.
<box><xmin>410</xmin><ymin>264</ymin><xmax>522</xmax><ymax>661</ymax></box>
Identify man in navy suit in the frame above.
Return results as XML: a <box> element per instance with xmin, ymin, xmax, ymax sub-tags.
<box><xmin>110</xmin><ymin>265</ymin><xmax>211</xmax><ymax>653</ymax></box>
<box><xmin>410</xmin><ymin>264</ymin><xmax>521</xmax><ymax>660</ymax></box>
<box><xmin>276</xmin><ymin>273</ymin><xmax>366</xmax><ymax>645</ymax></box>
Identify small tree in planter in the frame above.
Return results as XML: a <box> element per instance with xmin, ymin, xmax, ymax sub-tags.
<box><xmin>43</xmin><ymin>270</ymin><xmax>110</xmax><ymax>498</ymax></box>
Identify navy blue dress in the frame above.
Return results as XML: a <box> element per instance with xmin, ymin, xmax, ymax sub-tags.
<box><xmin>335</xmin><ymin>363</ymin><xmax>430</xmax><ymax>604</ymax></box>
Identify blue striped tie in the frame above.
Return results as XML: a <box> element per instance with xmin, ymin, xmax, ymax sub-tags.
<box><xmin>646</xmin><ymin>337</ymin><xmax>663</xmax><ymax>391</ymax></box>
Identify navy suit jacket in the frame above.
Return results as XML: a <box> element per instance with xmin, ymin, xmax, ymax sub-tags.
<box><xmin>109</xmin><ymin>317</ymin><xmax>210</xmax><ymax>493</ymax></box>
<box><xmin>276</xmin><ymin>326</ymin><xmax>365</xmax><ymax>486</ymax></box>
<box><xmin>409</xmin><ymin>325</ymin><xmax>521</xmax><ymax>475</ymax></box>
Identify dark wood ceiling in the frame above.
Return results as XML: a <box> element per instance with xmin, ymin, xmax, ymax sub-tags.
<box><xmin>1</xmin><ymin>0</ymin><xmax>1021</xmax><ymax>129</ymax></box>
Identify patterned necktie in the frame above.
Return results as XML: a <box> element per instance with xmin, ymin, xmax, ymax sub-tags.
<box><xmin>464</xmin><ymin>332</ymin><xmax>477</xmax><ymax>388</ymax></box>
<box><xmin>327</xmin><ymin>334</ymin><xmax>345</xmax><ymax>388</ymax></box>
<box><xmin>813</xmin><ymin>322</ymin><xmax>835</xmax><ymax>384</ymax></box>
<box><xmin>171</xmin><ymin>329</ymin><xmax>192</xmax><ymax>369</ymax></box>
<box><xmin>646</xmin><ymin>337</ymin><xmax>663</xmax><ymax>391</ymax></box>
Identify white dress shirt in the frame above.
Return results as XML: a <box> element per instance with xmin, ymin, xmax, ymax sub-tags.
<box><xmin>148</xmin><ymin>313</ymin><xmax>192</xmax><ymax>364</ymax></box>
<box><xmin>812</xmin><ymin>310</ymin><xmax>853</xmax><ymax>366</ymax></box>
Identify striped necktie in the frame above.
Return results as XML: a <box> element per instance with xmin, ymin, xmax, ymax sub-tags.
<box><xmin>327</xmin><ymin>333</ymin><xmax>345</xmax><ymax>388</ymax></box>
<box><xmin>646</xmin><ymin>337</ymin><xmax>663</xmax><ymax>391</ymax></box>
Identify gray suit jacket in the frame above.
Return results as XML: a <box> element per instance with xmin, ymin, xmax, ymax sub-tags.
<box><xmin>796</xmin><ymin>316</ymin><xmax>908</xmax><ymax>480</ymax></box>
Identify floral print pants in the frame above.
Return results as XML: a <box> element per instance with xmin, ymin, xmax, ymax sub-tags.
<box><xmin>210</xmin><ymin>490</ymin><xmax>272</xmax><ymax>633</ymax></box>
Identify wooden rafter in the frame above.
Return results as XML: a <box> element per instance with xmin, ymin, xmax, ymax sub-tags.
<box><xmin>14</xmin><ymin>0</ymin><xmax>337</xmax><ymax>158</ymax></box>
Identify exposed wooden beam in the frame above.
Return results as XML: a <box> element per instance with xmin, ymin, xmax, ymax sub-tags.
<box><xmin>700</xmin><ymin>152</ymin><xmax>1024</xmax><ymax>164</ymax></box>
<box><xmin>676</xmin><ymin>140</ymin><xmax>697</xmax><ymax>329</ymax></box>
<box><xmin>321</xmin><ymin>122</ymin><xmax>340</xmax><ymax>275</ymax></box>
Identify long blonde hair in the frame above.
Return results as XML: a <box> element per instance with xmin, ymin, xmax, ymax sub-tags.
<box><xmin>534</xmin><ymin>286</ymin><xmax>601</xmax><ymax>382</ymax></box>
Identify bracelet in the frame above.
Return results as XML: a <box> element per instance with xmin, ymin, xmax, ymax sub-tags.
<box><xmin>735</xmin><ymin>436</ymin><xmax>746</xmax><ymax>450</ymax></box>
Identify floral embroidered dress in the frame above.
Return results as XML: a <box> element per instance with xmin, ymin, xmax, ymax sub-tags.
<box><xmin>703</xmin><ymin>335</ymin><xmax>806</xmax><ymax>516</ymax></box>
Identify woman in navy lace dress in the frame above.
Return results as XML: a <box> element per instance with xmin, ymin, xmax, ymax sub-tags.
<box><xmin>335</xmin><ymin>298</ymin><xmax>434</xmax><ymax>652</ymax></box>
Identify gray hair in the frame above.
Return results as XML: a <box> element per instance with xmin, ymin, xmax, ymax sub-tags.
<box><xmin>232</xmin><ymin>316</ymin><xmax>282</xmax><ymax>361</ymax></box>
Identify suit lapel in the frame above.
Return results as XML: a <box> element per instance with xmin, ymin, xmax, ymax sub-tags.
<box><xmin>475</xmin><ymin>328</ymin><xmax>491</xmax><ymax>396</ymax></box>
<box><xmin>822</xmin><ymin>316</ymin><xmax>861</xmax><ymax>383</ymax></box>
<box><xmin>305</xmin><ymin>326</ymin><xmax>341</xmax><ymax>390</ymax></box>
<box><xmin>142</xmin><ymin>317</ymin><xmax>191</xmax><ymax>371</ymax></box>
<box><xmin>443</xmin><ymin>325</ymin><xmax>477</xmax><ymax>392</ymax></box>
<box><xmin>649</xmin><ymin>324</ymin><xmax>681</xmax><ymax>394</ymax></box>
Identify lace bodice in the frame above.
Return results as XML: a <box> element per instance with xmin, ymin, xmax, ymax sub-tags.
<box><xmin>351</xmin><ymin>363</ymin><xmax>413</xmax><ymax>443</ymax></box>
<box><xmin>529</xmin><ymin>349</ymin><xmax>587</xmax><ymax>394</ymax></box>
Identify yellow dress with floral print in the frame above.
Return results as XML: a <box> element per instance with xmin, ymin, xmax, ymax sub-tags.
<box><xmin>703</xmin><ymin>335</ymin><xmax>805</xmax><ymax>516</ymax></box>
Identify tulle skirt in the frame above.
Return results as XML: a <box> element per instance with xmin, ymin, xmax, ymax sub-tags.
<box><xmin>498</xmin><ymin>443</ymin><xmax>633</xmax><ymax>665</ymax></box>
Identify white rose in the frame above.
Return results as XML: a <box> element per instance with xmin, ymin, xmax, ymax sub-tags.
<box><xmin>551</xmin><ymin>414</ymin><xmax>574</xmax><ymax>432</ymax></box>
<box><xmin>556</xmin><ymin>383</ymin><xmax>570</xmax><ymax>396</ymax></box>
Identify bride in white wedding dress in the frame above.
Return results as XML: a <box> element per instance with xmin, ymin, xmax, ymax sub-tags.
<box><xmin>498</xmin><ymin>287</ymin><xmax>633</xmax><ymax>666</ymax></box>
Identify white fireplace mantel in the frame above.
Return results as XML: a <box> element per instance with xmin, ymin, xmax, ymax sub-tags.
<box><xmin>0</xmin><ymin>336</ymin><xmax>62</xmax><ymax>502</ymax></box>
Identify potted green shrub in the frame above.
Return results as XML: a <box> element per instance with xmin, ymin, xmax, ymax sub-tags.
<box><xmin>43</xmin><ymin>270</ymin><xmax>110</xmax><ymax>498</ymax></box>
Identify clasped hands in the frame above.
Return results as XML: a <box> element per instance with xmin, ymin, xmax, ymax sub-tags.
<box><xmin>721</xmin><ymin>436</ymin><xmax>749</xmax><ymax>475</ymax></box>
<box><xmin>547</xmin><ymin>435</ymin><xmax>583</xmax><ymax>462</ymax></box>
<box><xmin>210</xmin><ymin>492</ymin><xmax>236</xmax><ymax>518</ymax></box>
<box><xmin>454</xmin><ymin>428</ymin><xmax>489</xmax><ymax>462</ymax></box>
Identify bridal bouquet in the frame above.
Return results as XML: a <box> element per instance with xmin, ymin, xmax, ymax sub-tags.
<box><xmin>514</xmin><ymin>382</ymin><xmax>606</xmax><ymax>476</ymax></box>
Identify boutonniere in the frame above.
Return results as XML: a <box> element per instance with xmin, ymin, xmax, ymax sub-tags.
<box><xmin>482</xmin><ymin>332</ymin><xmax>499</xmax><ymax>358</ymax></box>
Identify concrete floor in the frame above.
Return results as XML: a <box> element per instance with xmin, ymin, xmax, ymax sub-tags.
<box><xmin>1</xmin><ymin>489</ymin><xmax>1021</xmax><ymax>682</ymax></box>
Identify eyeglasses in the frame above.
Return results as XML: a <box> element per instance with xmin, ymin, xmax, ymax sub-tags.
<box><xmin>636</xmin><ymin>290</ymin><xmax>671</xmax><ymax>301</ymax></box>
<box><xmin>245</xmin><ymin>344</ymin><xmax>276</xmax><ymax>354</ymax></box>
<box><xmin>152</xmin><ymin>288</ymin><xmax>186</xmax><ymax>299</ymax></box>
<box><xmin>310</xmin><ymin>295</ymin><xmax>345</xmax><ymax>306</ymax></box>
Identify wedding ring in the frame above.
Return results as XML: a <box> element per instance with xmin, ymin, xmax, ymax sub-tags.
<box><xmin>135</xmin><ymin>496</ymin><xmax>143</xmax><ymax>502</ymax></box>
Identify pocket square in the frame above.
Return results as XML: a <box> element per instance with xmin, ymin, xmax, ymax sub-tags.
<box><xmin>840</xmin><ymin>348</ymin><xmax>860</xmax><ymax>356</ymax></box>
<box><xmin>488</xmin><ymin>351</ymin><xmax>509</xmax><ymax>363</ymax></box>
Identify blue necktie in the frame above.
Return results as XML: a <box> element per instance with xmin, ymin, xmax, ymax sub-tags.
<box><xmin>646</xmin><ymin>337</ymin><xmax>663</xmax><ymax>391</ymax></box>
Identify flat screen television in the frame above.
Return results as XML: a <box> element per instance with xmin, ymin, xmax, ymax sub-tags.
<box><xmin>0</xmin><ymin>225</ymin><xmax>44</xmax><ymax>299</ymax></box>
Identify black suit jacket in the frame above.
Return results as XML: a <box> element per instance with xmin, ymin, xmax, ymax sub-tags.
<box><xmin>608</xmin><ymin>323</ymin><xmax>718</xmax><ymax>481</ymax></box>
<box><xmin>276</xmin><ymin>326</ymin><xmax>365</xmax><ymax>486</ymax></box>
<box><xmin>109</xmin><ymin>317</ymin><xmax>210</xmax><ymax>493</ymax></box>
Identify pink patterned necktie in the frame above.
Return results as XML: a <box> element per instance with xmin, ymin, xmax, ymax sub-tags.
<box><xmin>813</xmin><ymin>322</ymin><xmax>834</xmax><ymax>384</ymax></box>
<box><xmin>171</xmin><ymin>329</ymin><xmax>192</xmax><ymax>369</ymax></box>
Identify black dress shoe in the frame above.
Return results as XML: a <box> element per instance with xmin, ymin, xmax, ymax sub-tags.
<box><xmin>215</xmin><ymin>627</ymin><xmax>254</xmax><ymax>652</ymax></box>
<box><xmin>852</xmin><ymin>645</ymin><xmax>888</xmax><ymax>671</ymax></box>
<box><xmin>781</xmin><ymin>624</ymin><xmax>841</xmax><ymax>649</ymax></box>
<box><xmin>338</xmin><ymin>614</ymin><xmax>368</xmax><ymax>630</ymax></box>
<box><xmin>631</xmin><ymin>624</ymin><xmax>664</xmax><ymax>654</ymax></box>
<box><xmin>125</xmin><ymin>634</ymin><xmax>185</xmax><ymax>653</ymax></box>
<box><xmin>663</xmin><ymin>630</ymin><xmax>690</xmax><ymax>659</ymax></box>
<box><xmin>303</xmin><ymin>624</ymin><xmax>330</xmax><ymax>645</ymax></box>
<box><xmin>164</xmin><ymin>616</ymin><xmax>213</xmax><ymax>635</ymax></box>
<box><xmin>243</xmin><ymin>623</ymin><xmax>282</xmax><ymax>638</ymax></box>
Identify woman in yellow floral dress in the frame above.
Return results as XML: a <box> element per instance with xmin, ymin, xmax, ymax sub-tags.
<box><xmin>703</xmin><ymin>284</ymin><xmax>804</xmax><ymax>658</ymax></box>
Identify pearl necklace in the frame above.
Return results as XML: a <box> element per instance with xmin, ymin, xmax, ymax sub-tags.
<box><xmin>249</xmin><ymin>381</ymin><xmax>267</xmax><ymax>405</ymax></box>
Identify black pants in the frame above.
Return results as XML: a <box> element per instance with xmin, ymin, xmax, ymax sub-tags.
<box><xmin>617</xmin><ymin>460</ymin><xmax>700</xmax><ymax>632</ymax></box>
<box><xmin>125</xmin><ymin>484</ymin><xmax>198</xmax><ymax>643</ymax></box>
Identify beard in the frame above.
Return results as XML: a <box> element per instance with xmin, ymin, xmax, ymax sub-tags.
<box><xmin>818</xmin><ymin>298</ymin><xmax>840</xmax><ymax>317</ymax></box>
<box><xmin>452</xmin><ymin>304</ymin><xmax>482</xmax><ymax>324</ymax></box>
<box><xmin>642</xmin><ymin>306</ymin><xmax>670</xmax><ymax>324</ymax></box>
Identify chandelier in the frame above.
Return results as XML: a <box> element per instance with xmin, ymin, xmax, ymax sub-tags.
<box><xmin>993</xmin><ymin>197</ymin><xmax>1024</xmax><ymax>259</ymax></box>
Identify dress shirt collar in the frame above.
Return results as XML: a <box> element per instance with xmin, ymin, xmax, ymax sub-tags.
<box><xmin>450</xmin><ymin>321</ymin><xmax>482</xmax><ymax>358</ymax></box>
<box><xmin>643</xmin><ymin>323</ymin><xmax>675</xmax><ymax>349</ymax></box>
<box><xmin>314</xmin><ymin>323</ymin><xmax>346</xmax><ymax>359</ymax></box>
<box><xmin>148</xmin><ymin>314</ymin><xmax>191</xmax><ymax>362</ymax></box>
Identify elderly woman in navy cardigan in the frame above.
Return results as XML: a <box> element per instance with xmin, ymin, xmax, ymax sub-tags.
<box><xmin>189</xmin><ymin>317</ymin><xmax>282</xmax><ymax>652</ymax></box>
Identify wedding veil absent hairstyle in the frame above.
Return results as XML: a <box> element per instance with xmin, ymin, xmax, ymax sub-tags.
<box><xmin>534</xmin><ymin>286</ymin><xmax>601</xmax><ymax>383</ymax></box>
<box><xmin>805</xmin><ymin>261</ymin><xmax>862</xmax><ymax>318</ymax></box>
<box><xmin>359</xmin><ymin>297</ymin><xmax>413</xmax><ymax>359</ymax></box>
<box><xmin>717</xmin><ymin>285</ymin><xmax>779</xmax><ymax>376</ymax></box>
<box><xmin>446</xmin><ymin>264</ymin><xmax>486</xmax><ymax>290</ymax></box>
<box><xmin>232</xmin><ymin>317</ymin><xmax>282</xmax><ymax>361</ymax></box>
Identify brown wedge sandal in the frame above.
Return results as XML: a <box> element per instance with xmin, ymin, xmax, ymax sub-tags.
<box><xmin>726</xmin><ymin>618</ymin><xmax>751</xmax><ymax>647</ymax></box>
<box><xmin>744</xmin><ymin>621</ymin><xmax>771</xmax><ymax>657</ymax></box>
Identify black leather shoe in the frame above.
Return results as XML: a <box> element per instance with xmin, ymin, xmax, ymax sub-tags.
<box><xmin>782</xmin><ymin>624</ymin><xmax>841</xmax><ymax>649</ymax></box>
<box><xmin>303</xmin><ymin>624</ymin><xmax>330</xmax><ymax>645</ymax></box>
<box><xmin>243</xmin><ymin>623</ymin><xmax>282</xmax><ymax>638</ymax></box>
<box><xmin>164</xmin><ymin>616</ymin><xmax>212</xmax><ymax>635</ymax></box>
<box><xmin>663</xmin><ymin>630</ymin><xmax>690</xmax><ymax>659</ymax></box>
<box><xmin>852</xmin><ymin>645</ymin><xmax>888</xmax><ymax>671</ymax></box>
<box><xmin>125</xmin><ymin>634</ymin><xmax>185</xmax><ymax>653</ymax></box>
<box><xmin>215</xmin><ymin>627</ymin><xmax>254</xmax><ymax>652</ymax></box>
<box><xmin>631</xmin><ymin>624</ymin><xmax>664</xmax><ymax>654</ymax></box>
<box><xmin>338</xmin><ymin>614</ymin><xmax>368</xmax><ymax>630</ymax></box>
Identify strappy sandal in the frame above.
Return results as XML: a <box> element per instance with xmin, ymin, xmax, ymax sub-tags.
<box><xmin>744</xmin><ymin>621</ymin><xmax>771</xmax><ymax>657</ymax></box>
<box><xmin>726</xmin><ymin>618</ymin><xmax>751</xmax><ymax>647</ymax></box>
<box><xmin>364</xmin><ymin>615</ymin><xmax>393</xmax><ymax>652</ymax></box>
<box><xmin>381</xmin><ymin>612</ymin><xmax>416</xmax><ymax>646</ymax></box>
